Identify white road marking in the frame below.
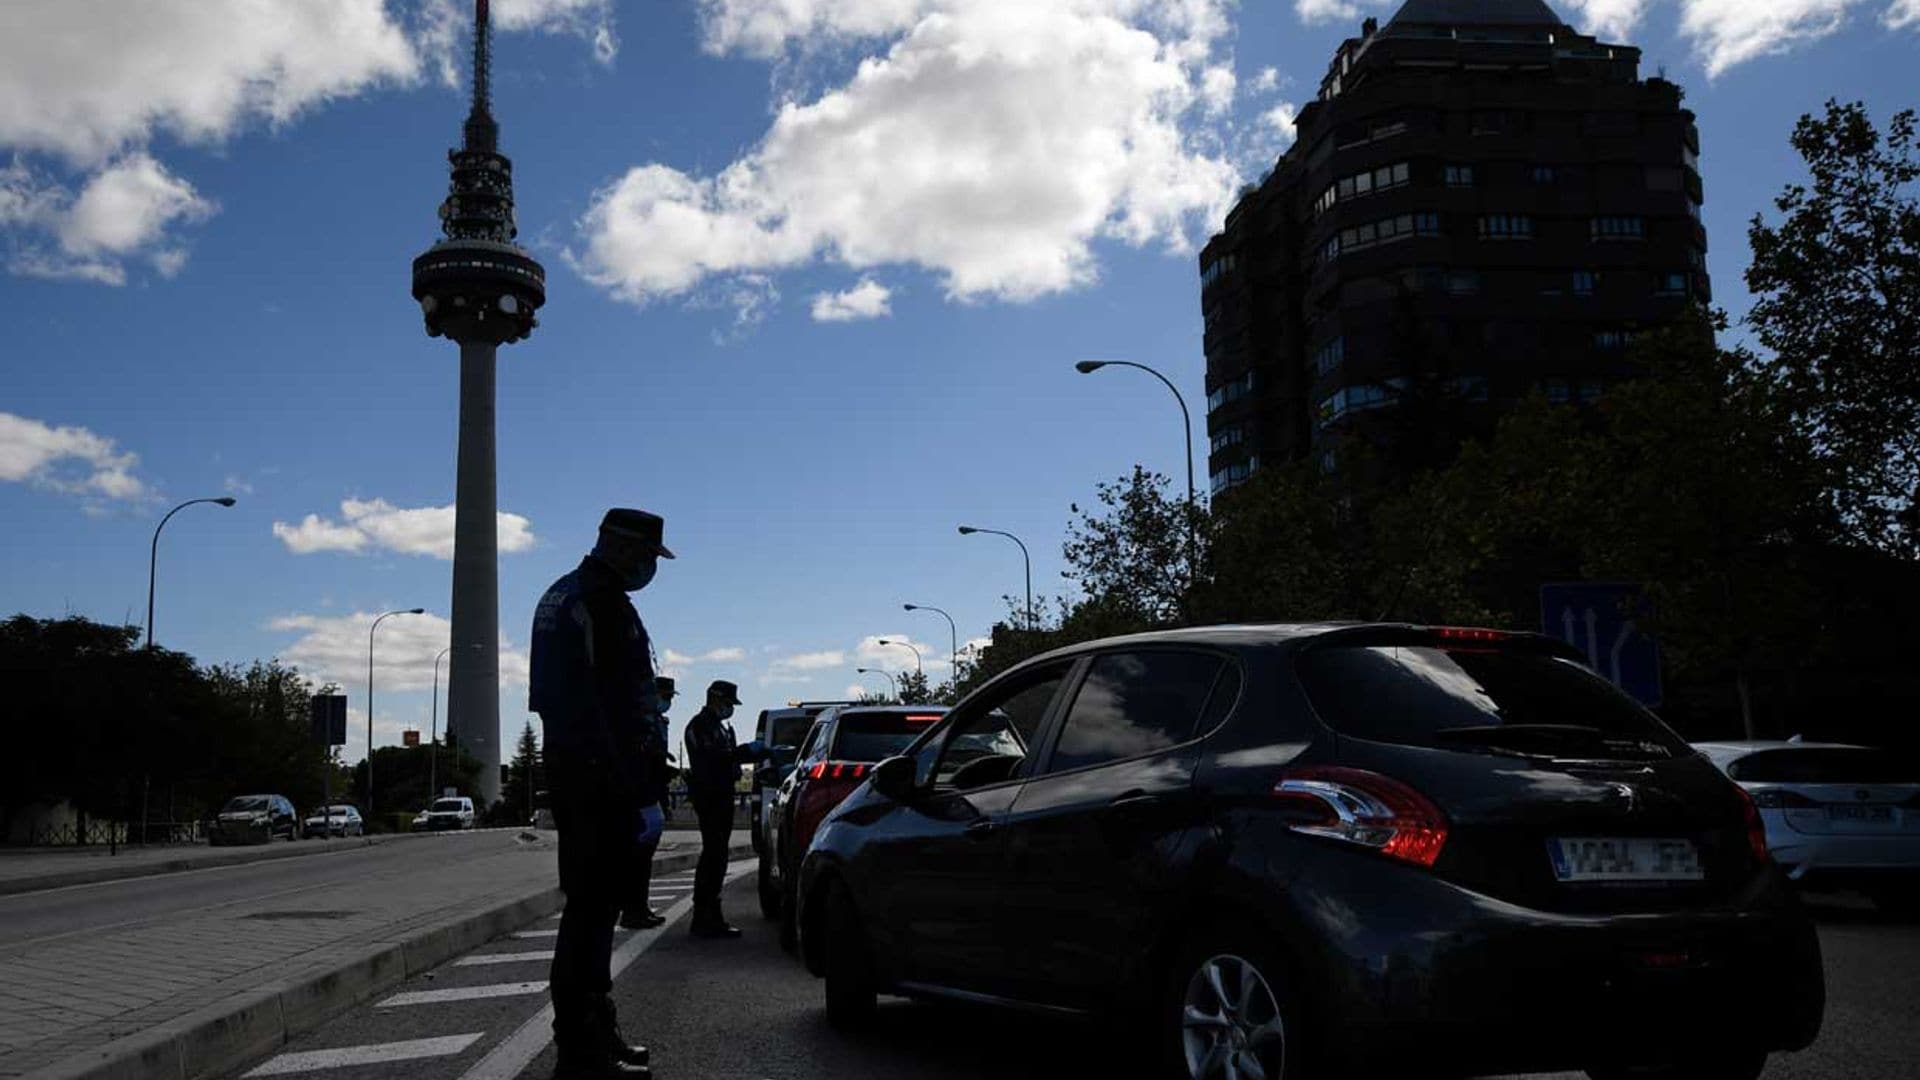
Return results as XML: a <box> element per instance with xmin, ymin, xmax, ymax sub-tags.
<box><xmin>378</xmin><ymin>982</ymin><xmax>547</xmax><ymax>1007</ymax></box>
<box><xmin>456</xmin><ymin>861</ymin><xmax>755</xmax><ymax>1080</ymax></box>
<box><xmin>512</xmin><ymin>930</ymin><xmax>557</xmax><ymax>939</ymax></box>
<box><xmin>244</xmin><ymin>1034</ymin><xmax>484</xmax><ymax>1075</ymax></box>
<box><xmin>456</xmin><ymin>951</ymin><xmax>555</xmax><ymax>966</ymax></box>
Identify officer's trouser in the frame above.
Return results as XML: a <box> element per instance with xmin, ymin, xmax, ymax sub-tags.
<box><xmin>551</xmin><ymin>793</ymin><xmax>626</xmax><ymax>1004</ymax></box>
<box><xmin>625</xmin><ymin>830</ymin><xmax>660</xmax><ymax>916</ymax></box>
<box><xmin>691</xmin><ymin>791</ymin><xmax>734</xmax><ymax>913</ymax></box>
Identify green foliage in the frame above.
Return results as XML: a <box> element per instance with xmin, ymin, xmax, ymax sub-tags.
<box><xmin>1746</xmin><ymin>100</ymin><xmax>1920</xmax><ymax>556</ymax></box>
<box><xmin>894</xmin><ymin>669</ymin><xmax>933</xmax><ymax>704</ymax></box>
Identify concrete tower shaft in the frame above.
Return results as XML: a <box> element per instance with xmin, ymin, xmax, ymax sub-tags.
<box><xmin>411</xmin><ymin>0</ymin><xmax>545</xmax><ymax>807</ymax></box>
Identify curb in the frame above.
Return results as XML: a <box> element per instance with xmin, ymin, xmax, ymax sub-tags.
<box><xmin>20</xmin><ymin>842</ymin><xmax>752</xmax><ymax>1080</ymax></box>
<box><xmin>0</xmin><ymin>836</ymin><xmax>413</xmax><ymax>898</ymax></box>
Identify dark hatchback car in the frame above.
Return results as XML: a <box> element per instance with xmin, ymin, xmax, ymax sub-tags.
<box><xmin>795</xmin><ymin>624</ymin><xmax>1824</xmax><ymax>1080</ymax></box>
<box><xmin>751</xmin><ymin>702</ymin><xmax>853</xmax><ymax>855</ymax></box>
<box><xmin>760</xmin><ymin>705</ymin><xmax>948</xmax><ymax>921</ymax></box>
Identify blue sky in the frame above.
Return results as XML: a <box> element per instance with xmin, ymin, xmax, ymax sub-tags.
<box><xmin>1</xmin><ymin>0</ymin><xmax>1914</xmax><ymax>765</ymax></box>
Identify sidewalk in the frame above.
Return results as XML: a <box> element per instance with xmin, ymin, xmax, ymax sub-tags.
<box><xmin>0</xmin><ymin>835</ymin><xmax>402</xmax><ymax>897</ymax></box>
<box><xmin>0</xmin><ymin>829</ymin><xmax>746</xmax><ymax>1080</ymax></box>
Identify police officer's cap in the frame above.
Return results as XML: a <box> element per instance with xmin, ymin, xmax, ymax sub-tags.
<box><xmin>707</xmin><ymin>679</ymin><xmax>743</xmax><ymax>706</ymax></box>
<box><xmin>655</xmin><ymin>676</ymin><xmax>677</xmax><ymax>699</ymax></box>
<box><xmin>599</xmin><ymin>508</ymin><xmax>675</xmax><ymax>559</ymax></box>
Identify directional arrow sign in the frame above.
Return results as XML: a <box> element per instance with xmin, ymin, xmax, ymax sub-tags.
<box><xmin>1539</xmin><ymin>583</ymin><xmax>1663</xmax><ymax>707</ymax></box>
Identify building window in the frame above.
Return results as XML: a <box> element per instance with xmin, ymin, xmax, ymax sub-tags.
<box><xmin>1573</xmin><ymin>270</ymin><xmax>1598</xmax><ymax>296</ymax></box>
<box><xmin>1447</xmin><ymin>270</ymin><xmax>1481</xmax><ymax>295</ymax></box>
<box><xmin>1316</xmin><ymin>162</ymin><xmax>1412</xmax><ymax>216</ymax></box>
<box><xmin>1209</xmin><ymin>425</ymin><xmax>1247</xmax><ymax>454</ymax></box>
<box><xmin>1445</xmin><ymin>164</ymin><xmax>1475</xmax><ymax>187</ymax></box>
<box><xmin>1645</xmin><ymin>165</ymin><xmax>1684</xmax><ymax>192</ymax></box>
<box><xmin>1318</xmin><ymin>379</ymin><xmax>1408</xmax><ymax>427</ymax></box>
<box><xmin>1594</xmin><ymin>329</ymin><xmax>1634</xmax><ymax>350</ymax></box>
<box><xmin>1471</xmin><ymin>110</ymin><xmax>1521</xmax><ymax>135</ymax></box>
<box><xmin>1478</xmin><ymin>214</ymin><xmax>1534</xmax><ymax>240</ymax></box>
<box><xmin>1451</xmin><ymin>376</ymin><xmax>1491</xmax><ymax>402</ymax></box>
<box><xmin>1210</xmin><ymin>455</ymin><xmax>1261</xmax><ymax>494</ymax></box>
<box><xmin>1591</xmin><ymin>216</ymin><xmax>1646</xmax><ymax>241</ymax></box>
<box><xmin>1531</xmin><ymin>165</ymin><xmax>1559</xmax><ymax>185</ymax></box>
<box><xmin>1200</xmin><ymin>252</ymin><xmax>1238</xmax><ymax>289</ymax></box>
<box><xmin>1206</xmin><ymin>371</ymin><xmax>1256</xmax><ymax>411</ymax></box>
<box><xmin>1312</xmin><ymin>336</ymin><xmax>1345</xmax><ymax>377</ymax></box>
<box><xmin>1544</xmin><ymin>378</ymin><xmax>1571</xmax><ymax>403</ymax></box>
<box><xmin>1657</xmin><ymin>272</ymin><xmax>1688</xmax><ymax>296</ymax></box>
<box><xmin>1577</xmin><ymin>378</ymin><xmax>1605</xmax><ymax>403</ymax></box>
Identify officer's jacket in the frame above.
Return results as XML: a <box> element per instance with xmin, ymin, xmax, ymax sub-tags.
<box><xmin>683</xmin><ymin>707</ymin><xmax>753</xmax><ymax>798</ymax></box>
<box><xmin>529</xmin><ymin>555</ymin><xmax>660</xmax><ymax>804</ymax></box>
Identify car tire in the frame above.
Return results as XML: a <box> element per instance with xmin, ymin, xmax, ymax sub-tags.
<box><xmin>822</xmin><ymin>878</ymin><xmax>877</xmax><ymax>1031</ymax></box>
<box><xmin>1586</xmin><ymin>1048</ymin><xmax>1767</xmax><ymax>1080</ymax></box>
<box><xmin>1162</xmin><ymin>934</ymin><xmax>1303</xmax><ymax>1080</ymax></box>
<box><xmin>758</xmin><ymin>852</ymin><xmax>782</xmax><ymax>921</ymax></box>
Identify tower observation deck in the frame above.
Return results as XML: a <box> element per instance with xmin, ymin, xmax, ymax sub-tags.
<box><xmin>410</xmin><ymin>0</ymin><xmax>544</xmax><ymax>808</ymax></box>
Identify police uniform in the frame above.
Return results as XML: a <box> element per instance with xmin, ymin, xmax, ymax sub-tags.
<box><xmin>529</xmin><ymin>508</ymin><xmax>670</xmax><ymax>1078</ymax></box>
<box><xmin>682</xmin><ymin>680</ymin><xmax>758</xmax><ymax>936</ymax></box>
<box><xmin>621</xmin><ymin>676</ymin><xmax>677</xmax><ymax>929</ymax></box>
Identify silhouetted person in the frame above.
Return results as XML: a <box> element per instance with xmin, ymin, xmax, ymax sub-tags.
<box><xmin>621</xmin><ymin>675</ymin><xmax>677</xmax><ymax>930</ymax></box>
<box><xmin>682</xmin><ymin>679</ymin><xmax>763</xmax><ymax>937</ymax></box>
<box><xmin>530</xmin><ymin>509</ymin><xmax>670</xmax><ymax>1079</ymax></box>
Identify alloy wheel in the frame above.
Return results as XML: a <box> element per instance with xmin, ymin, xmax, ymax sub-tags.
<box><xmin>1181</xmin><ymin>953</ymin><xmax>1285</xmax><ymax>1080</ymax></box>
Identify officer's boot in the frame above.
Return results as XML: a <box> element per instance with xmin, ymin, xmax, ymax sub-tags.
<box><xmin>552</xmin><ymin>997</ymin><xmax>650</xmax><ymax>1079</ymax></box>
<box><xmin>688</xmin><ymin>902</ymin><xmax>742</xmax><ymax>940</ymax></box>
<box><xmin>594</xmin><ymin>996</ymin><xmax>651</xmax><ymax>1069</ymax></box>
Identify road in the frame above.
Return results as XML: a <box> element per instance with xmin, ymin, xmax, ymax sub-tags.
<box><xmin>228</xmin><ymin>874</ymin><xmax>1920</xmax><ymax>1080</ymax></box>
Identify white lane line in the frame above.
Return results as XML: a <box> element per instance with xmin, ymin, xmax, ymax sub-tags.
<box><xmin>378</xmin><ymin>981</ymin><xmax>547</xmax><ymax>1007</ymax></box>
<box><xmin>457</xmin><ymin>860</ymin><xmax>756</xmax><ymax>1080</ymax></box>
<box><xmin>456</xmin><ymin>951</ymin><xmax>555</xmax><ymax>966</ymax></box>
<box><xmin>512</xmin><ymin>929</ymin><xmax>558</xmax><ymax>939</ymax></box>
<box><xmin>244</xmin><ymin>1033</ymin><xmax>484</xmax><ymax>1076</ymax></box>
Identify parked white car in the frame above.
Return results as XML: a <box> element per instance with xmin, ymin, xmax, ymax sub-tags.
<box><xmin>302</xmin><ymin>804</ymin><xmax>364</xmax><ymax>838</ymax></box>
<box><xmin>420</xmin><ymin>796</ymin><xmax>477</xmax><ymax>831</ymax></box>
<box><xmin>1696</xmin><ymin>739</ymin><xmax>1920</xmax><ymax>911</ymax></box>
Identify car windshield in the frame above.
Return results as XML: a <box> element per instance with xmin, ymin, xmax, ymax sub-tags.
<box><xmin>432</xmin><ymin>799</ymin><xmax>466</xmax><ymax>812</ymax></box>
<box><xmin>1728</xmin><ymin>748</ymin><xmax>1919</xmax><ymax>784</ymax></box>
<box><xmin>832</xmin><ymin>710</ymin><xmax>947</xmax><ymax>762</ymax></box>
<box><xmin>324</xmin><ymin>806</ymin><xmax>354</xmax><ymax>816</ymax></box>
<box><xmin>1297</xmin><ymin>643</ymin><xmax>1685</xmax><ymax>760</ymax></box>
<box><xmin>770</xmin><ymin>715</ymin><xmax>814</xmax><ymax>750</ymax></box>
<box><xmin>222</xmin><ymin>796</ymin><xmax>270</xmax><ymax>812</ymax></box>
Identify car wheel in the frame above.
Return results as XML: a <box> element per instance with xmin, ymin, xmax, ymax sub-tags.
<box><xmin>1164</xmin><ymin>937</ymin><xmax>1300</xmax><ymax>1080</ymax></box>
<box><xmin>822</xmin><ymin>878</ymin><xmax>877</xmax><ymax>1031</ymax></box>
<box><xmin>1586</xmin><ymin>1048</ymin><xmax>1767</xmax><ymax>1080</ymax></box>
<box><xmin>779</xmin><ymin>872</ymin><xmax>800</xmax><ymax>955</ymax></box>
<box><xmin>758</xmin><ymin>852</ymin><xmax>782</xmax><ymax>921</ymax></box>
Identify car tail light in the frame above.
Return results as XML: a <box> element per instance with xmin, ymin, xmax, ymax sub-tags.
<box><xmin>1749</xmin><ymin>788</ymin><xmax>1818</xmax><ymax>810</ymax></box>
<box><xmin>1732</xmin><ymin>785</ymin><xmax>1771</xmax><ymax>865</ymax></box>
<box><xmin>1432</xmin><ymin>626</ymin><xmax>1510</xmax><ymax>643</ymax></box>
<box><xmin>805</xmin><ymin>762</ymin><xmax>872</xmax><ymax>781</ymax></box>
<box><xmin>1272</xmin><ymin>766</ymin><xmax>1449</xmax><ymax>868</ymax></box>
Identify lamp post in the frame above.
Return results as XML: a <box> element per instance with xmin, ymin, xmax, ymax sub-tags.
<box><xmin>876</xmin><ymin>638</ymin><xmax>922</xmax><ymax>675</ymax></box>
<box><xmin>1074</xmin><ymin>359</ymin><xmax>1198</xmax><ymax>592</ymax></box>
<box><xmin>856</xmin><ymin>667</ymin><xmax>898</xmax><ymax>699</ymax></box>
<box><xmin>367</xmin><ymin>608</ymin><xmax>426</xmax><ymax>820</ymax></box>
<box><xmin>903</xmin><ymin>603</ymin><xmax>958</xmax><ymax>682</ymax></box>
<box><xmin>431</xmin><ymin>643</ymin><xmax>484</xmax><ymax>805</ymax></box>
<box><xmin>147</xmin><ymin>497</ymin><xmax>237</xmax><ymax>650</ymax></box>
<box><xmin>958</xmin><ymin>525</ymin><xmax>1033</xmax><ymax>632</ymax></box>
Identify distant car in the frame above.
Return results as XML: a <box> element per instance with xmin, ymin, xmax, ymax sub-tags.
<box><xmin>796</xmin><ymin>624</ymin><xmax>1824</xmax><ymax>1080</ymax></box>
<box><xmin>751</xmin><ymin>702</ymin><xmax>856</xmax><ymax>855</ymax></box>
<box><xmin>211</xmin><ymin>794</ymin><xmax>299</xmax><ymax>845</ymax></box>
<box><xmin>420</xmin><ymin>796</ymin><xmax>476</xmax><ymax>831</ymax></box>
<box><xmin>412</xmin><ymin>809</ymin><xmax>431</xmax><ymax>831</ymax></box>
<box><xmin>761</xmin><ymin>705</ymin><xmax>948</xmax><ymax>925</ymax></box>
<box><xmin>1696</xmin><ymin>739</ymin><xmax>1920</xmax><ymax>911</ymax></box>
<box><xmin>302</xmin><ymin>804</ymin><xmax>364</xmax><ymax>838</ymax></box>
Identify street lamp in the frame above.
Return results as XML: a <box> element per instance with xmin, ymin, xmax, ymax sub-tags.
<box><xmin>903</xmin><ymin>603</ymin><xmax>958</xmax><ymax>682</ymax></box>
<box><xmin>876</xmin><ymin>638</ymin><xmax>923</xmax><ymax>676</ymax></box>
<box><xmin>855</xmin><ymin>667</ymin><xmax>898</xmax><ymax>698</ymax></box>
<box><xmin>1074</xmin><ymin>359</ymin><xmax>1198</xmax><ymax>593</ymax></box>
<box><xmin>958</xmin><ymin>525</ymin><xmax>1033</xmax><ymax>632</ymax></box>
<box><xmin>431</xmin><ymin>643</ymin><xmax>485</xmax><ymax>804</ymax></box>
<box><xmin>367</xmin><ymin>607</ymin><xmax>426</xmax><ymax>819</ymax></box>
<box><xmin>146</xmin><ymin>497</ymin><xmax>237</xmax><ymax>649</ymax></box>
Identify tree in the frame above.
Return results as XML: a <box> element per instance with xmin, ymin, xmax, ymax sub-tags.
<box><xmin>1746</xmin><ymin>100</ymin><xmax>1920</xmax><ymax>557</ymax></box>
<box><xmin>894</xmin><ymin>670</ymin><xmax>932</xmax><ymax>704</ymax></box>
<box><xmin>504</xmin><ymin>721</ymin><xmax>543</xmax><ymax>820</ymax></box>
<box><xmin>1062</xmin><ymin>467</ymin><xmax>1195</xmax><ymax>626</ymax></box>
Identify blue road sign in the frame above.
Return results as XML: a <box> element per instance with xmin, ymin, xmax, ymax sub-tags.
<box><xmin>1538</xmin><ymin>582</ymin><xmax>1663</xmax><ymax>707</ymax></box>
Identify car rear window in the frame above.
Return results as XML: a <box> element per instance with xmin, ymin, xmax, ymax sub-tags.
<box><xmin>832</xmin><ymin>710</ymin><xmax>946</xmax><ymax>763</ymax></box>
<box><xmin>1297</xmin><ymin>644</ymin><xmax>1683</xmax><ymax>757</ymax></box>
<box><xmin>432</xmin><ymin>799</ymin><xmax>466</xmax><ymax>812</ymax></box>
<box><xmin>770</xmin><ymin>716</ymin><xmax>814</xmax><ymax>750</ymax></box>
<box><xmin>223</xmin><ymin>796</ymin><xmax>269</xmax><ymax>812</ymax></box>
<box><xmin>1728</xmin><ymin>748</ymin><xmax>1919</xmax><ymax>784</ymax></box>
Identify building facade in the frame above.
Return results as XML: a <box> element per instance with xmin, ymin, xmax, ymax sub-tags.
<box><xmin>1200</xmin><ymin>0</ymin><xmax>1707</xmax><ymax>493</ymax></box>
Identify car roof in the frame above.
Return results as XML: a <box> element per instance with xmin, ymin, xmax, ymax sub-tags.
<box><xmin>1014</xmin><ymin>620</ymin><xmax>1575</xmax><ymax>669</ymax></box>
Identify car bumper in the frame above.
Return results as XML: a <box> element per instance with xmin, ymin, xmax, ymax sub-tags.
<box><xmin>1761</xmin><ymin>824</ymin><xmax>1920</xmax><ymax>882</ymax></box>
<box><xmin>211</xmin><ymin>823</ymin><xmax>272</xmax><ymax>845</ymax></box>
<box><xmin>1241</xmin><ymin>843</ymin><xmax>1825</xmax><ymax>1075</ymax></box>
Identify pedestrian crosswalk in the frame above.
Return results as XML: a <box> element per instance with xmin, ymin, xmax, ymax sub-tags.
<box><xmin>377</xmin><ymin>982</ymin><xmax>548</xmax><ymax>1008</ymax></box>
<box><xmin>454</xmin><ymin>951</ymin><xmax>555</xmax><ymax>966</ymax></box>
<box><xmin>243</xmin><ymin>1035</ymin><xmax>484</xmax><ymax>1076</ymax></box>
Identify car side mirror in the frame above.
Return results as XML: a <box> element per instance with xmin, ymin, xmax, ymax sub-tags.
<box><xmin>870</xmin><ymin>755</ymin><xmax>920</xmax><ymax>803</ymax></box>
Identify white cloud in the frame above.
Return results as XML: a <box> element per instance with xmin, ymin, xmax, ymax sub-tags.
<box><xmin>1199</xmin><ymin>64</ymin><xmax>1237</xmax><ymax>114</ymax></box>
<box><xmin>269</xmin><ymin>610</ymin><xmax>531</xmax><ymax>694</ymax></box>
<box><xmin>1891</xmin><ymin>0</ymin><xmax>1920</xmax><ymax>26</ymax></box>
<box><xmin>662</xmin><ymin>645</ymin><xmax>749</xmax><ymax>674</ymax></box>
<box><xmin>1562</xmin><ymin>0</ymin><xmax>1657</xmax><ymax>38</ymax></box>
<box><xmin>1262</xmin><ymin>102</ymin><xmax>1300</xmax><ymax>145</ymax></box>
<box><xmin>856</xmin><ymin>633</ymin><xmax>947</xmax><ymax>671</ymax></box>
<box><xmin>772</xmin><ymin>650</ymin><xmax>847</xmax><ymax>674</ymax></box>
<box><xmin>417</xmin><ymin>0</ymin><xmax>619</xmax><ymax>84</ymax></box>
<box><xmin>1249</xmin><ymin>66</ymin><xmax>1281</xmax><ymax>93</ymax></box>
<box><xmin>810</xmin><ymin>277</ymin><xmax>893</xmax><ymax>321</ymax></box>
<box><xmin>572</xmin><ymin>0</ymin><xmax>1241</xmax><ymax>307</ymax></box>
<box><xmin>273</xmin><ymin>498</ymin><xmax>537</xmax><ymax>560</ymax></box>
<box><xmin>1293</xmin><ymin>0</ymin><xmax>1385</xmax><ymax>24</ymax></box>
<box><xmin>2</xmin><ymin>154</ymin><xmax>214</xmax><ymax>284</ymax></box>
<box><xmin>0</xmin><ymin>410</ymin><xmax>146</xmax><ymax>502</ymax></box>
<box><xmin>1677</xmin><ymin>0</ymin><xmax>1857</xmax><ymax>76</ymax></box>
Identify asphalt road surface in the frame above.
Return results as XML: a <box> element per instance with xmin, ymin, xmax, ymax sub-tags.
<box><xmin>229</xmin><ymin>873</ymin><xmax>1919</xmax><ymax>1080</ymax></box>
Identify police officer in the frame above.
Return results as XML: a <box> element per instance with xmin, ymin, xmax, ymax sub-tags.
<box><xmin>620</xmin><ymin>676</ymin><xmax>677</xmax><ymax>930</ymax></box>
<box><xmin>529</xmin><ymin>509</ymin><xmax>667</xmax><ymax>1079</ymax></box>
<box><xmin>682</xmin><ymin>680</ymin><xmax>763</xmax><ymax>937</ymax></box>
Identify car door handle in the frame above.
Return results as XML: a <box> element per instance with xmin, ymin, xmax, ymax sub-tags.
<box><xmin>964</xmin><ymin>819</ymin><xmax>997</xmax><ymax>841</ymax></box>
<box><xmin>1109</xmin><ymin>792</ymin><xmax>1166</xmax><ymax>812</ymax></box>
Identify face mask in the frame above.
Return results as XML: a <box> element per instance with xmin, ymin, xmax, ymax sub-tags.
<box><xmin>624</xmin><ymin>557</ymin><xmax>657</xmax><ymax>592</ymax></box>
<box><xmin>716</xmin><ymin>703</ymin><xmax>735</xmax><ymax>721</ymax></box>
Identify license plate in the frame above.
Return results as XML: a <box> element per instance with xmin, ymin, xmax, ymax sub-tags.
<box><xmin>1827</xmin><ymin>805</ymin><xmax>1895</xmax><ymax>822</ymax></box>
<box><xmin>1549</xmin><ymin>837</ymin><xmax>1704</xmax><ymax>882</ymax></box>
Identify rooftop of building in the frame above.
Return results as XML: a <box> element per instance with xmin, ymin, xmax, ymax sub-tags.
<box><xmin>1386</xmin><ymin>0</ymin><xmax>1566</xmax><ymax>26</ymax></box>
